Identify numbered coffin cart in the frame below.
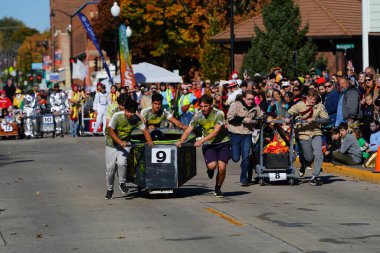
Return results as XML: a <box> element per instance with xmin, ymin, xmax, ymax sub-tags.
<box><xmin>256</xmin><ymin>118</ymin><xmax>297</xmax><ymax>186</ymax></box>
<box><xmin>0</xmin><ymin>122</ymin><xmax>19</xmax><ymax>139</ymax></box>
<box><xmin>127</xmin><ymin>128</ymin><xmax>197</xmax><ymax>194</ymax></box>
<box><xmin>39</xmin><ymin>113</ymin><xmax>68</xmax><ymax>138</ymax></box>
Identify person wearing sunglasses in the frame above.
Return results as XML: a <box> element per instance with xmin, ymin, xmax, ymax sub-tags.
<box><xmin>323</xmin><ymin>81</ymin><xmax>340</xmax><ymax>128</ymax></box>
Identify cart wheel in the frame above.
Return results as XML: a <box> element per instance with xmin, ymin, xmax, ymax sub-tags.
<box><xmin>60</xmin><ymin>131</ymin><xmax>64</xmax><ymax>138</ymax></box>
<box><xmin>137</xmin><ymin>186</ymin><xmax>142</xmax><ymax>194</ymax></box>
<box><xmin>259</xmin><ymin>178</ymin><xmax>265</xmax><ymax>186</ymax></box>
<box><xmin>289</xmin><ymin>178</ymin><xmax>295</xmax><ymax>186</ymax></box>
<box><xmin>40</xmin><ymin>132</ymin><xmax>44</xmax><ymax>138</ymax></box>
<box><xmin>52</xmin><ymin>131</ymin><xmax>56</xmax><ymax>138</ymax></box>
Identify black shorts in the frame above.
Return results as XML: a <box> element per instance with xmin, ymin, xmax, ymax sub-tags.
<box><xmin>202</xmin><ymin>142</ymin><xmax>230</xmax><ymax>165</ymax></box>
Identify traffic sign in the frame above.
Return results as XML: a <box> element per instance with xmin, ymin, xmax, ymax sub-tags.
<box><xmin>336</xmin><ymin>44</ymin><xmax>355</xmax><ymax>50</ymax></box>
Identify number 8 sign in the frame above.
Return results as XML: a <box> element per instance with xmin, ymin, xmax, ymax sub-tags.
<box><xmin>151</xmin><ymin>148</ymin><xmax>171</xmax><ymax>164</ymax></box>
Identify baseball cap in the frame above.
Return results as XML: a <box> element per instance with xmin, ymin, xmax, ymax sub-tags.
<box><xmin>1</xmin><ymin>90</ymin><xmax>6</xmax><ymax>94</ymax></box>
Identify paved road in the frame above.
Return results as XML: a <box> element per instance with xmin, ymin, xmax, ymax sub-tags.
<box><xmin>1</xmin><ymin>137</ymin><xmax>380</xmax><ymax>253</ymax></box>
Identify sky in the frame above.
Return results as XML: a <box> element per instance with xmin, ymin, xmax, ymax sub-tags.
<box><xmin>0</xmin><ymin>0</ymin><xmax>50</xmax><ymax>32</ymax></box>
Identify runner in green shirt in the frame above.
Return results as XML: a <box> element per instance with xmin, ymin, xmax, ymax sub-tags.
<box><xmin>176</xmin><ymin>94</ymin><xmax>230</xmax><ymax>198</ymax></box>
<box><xmin>105</xmin><ymin>99</ymin><xmax>153</xmax><ymax>200</ymax></box>
<box><xmin>141</xmin><ymin>93</ymin><xmax>186</xmax><ymax>131</ymax></box>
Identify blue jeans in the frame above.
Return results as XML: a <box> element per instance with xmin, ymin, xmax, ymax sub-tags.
<box><xmin>180</xmin><ymin>112</ymin><xmax>194</xmax><ymax>126</ymax></box>
<box><xmin>70</xmin><ymin>119</ymin><xmax>79</xmax><ymax>137</ymax></box>
<box><xmin>229</xmin><ymin>133</ymin><xmax>252</xmax><ymax>184</ymax></box>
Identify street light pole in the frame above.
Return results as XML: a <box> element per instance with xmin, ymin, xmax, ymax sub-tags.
<box><xmin>230</xmin><ymin>0</ymin><xmax>235</xmax><ymax>74</ymax></box>
<box><xmin>111</xmin><ymin>2</ymin><xmax>121</xmax><ymax>79</ymax></box>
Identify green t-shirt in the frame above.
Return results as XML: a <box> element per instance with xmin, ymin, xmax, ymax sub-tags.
<box><xmin>190</xmin><ymin>108</ymin><xmax>229</xmax><ymax>144</ymax></box>
<box><xmin>106</xmin><ymin>111</ymin><xmax>145</xmax><ymax>148</ymax></box>
<box><xmin>141</xmin><ymin>107</ymin><xmax>173</xmax><ymax>128</ymax></box>
<box><xmin>358</xmin><ymin>137</ymin><xmax>369</xmax><ymax>159</ymax></box>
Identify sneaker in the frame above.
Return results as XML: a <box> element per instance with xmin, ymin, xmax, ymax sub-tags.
<box><xmin>309</xmin><ymin>176</ymin><xmax>320</xmax><ymax>186</ymax></box>
<box><xmin>240</xmin><ymin>182</ymin><xmax>249</xmax><ymax>187</ymax></box>
<box><xmin>299</xmin><ymin>166</ymin><xmax>305</xmax><ymax>177</ymax></box>
<box><xmin>119</xmin><ymin>183</ymin><xmax>129</xmax><ymax>194</ymax></box>
<box><xmin>105</xmin><ymin>190</ymin><xmax>114</xmax><ymax>199</ymax></box>
<box><xmin>214</xmin><ymin>186</ymin><xmax>224</xmax><ymax>198</ymax></box>
<box><xmin>207</xmin><ymin>169</ymin><xmax>215</xmax><ymax>179</ymax></box>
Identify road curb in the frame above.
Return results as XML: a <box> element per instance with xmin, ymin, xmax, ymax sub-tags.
<box><xmin>321</xmin><ymin>162</ymin><xmax>380</xmax><ymax>184</ymax></box>
<box><xmin>294</xmin><ymin>160</ymin><xmax>380</xmax><ymax>183</ymax></box>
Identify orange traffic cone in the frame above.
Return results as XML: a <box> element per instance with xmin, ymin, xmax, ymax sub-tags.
<box><xmin>374</xmin><ymin>147</ymin><xmax>380</xmax><ymax>173</ymax></box>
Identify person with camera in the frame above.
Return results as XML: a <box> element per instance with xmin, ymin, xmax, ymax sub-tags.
<box><xmin>105</xmin><ymin>99</ymin><xmax>153</xmax><ymax>200</ymax></box>
<box><xmin>227</xmin><ymin>90</ymin><xmax>263</xmax><ymax>186</ymax></box>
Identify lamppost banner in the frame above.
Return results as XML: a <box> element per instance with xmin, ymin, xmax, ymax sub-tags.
<box><xmin>77</xmin><ymin>12</ymin><xmax>113</xmax><ymax>84</ymax></box>
<box><xmin>119</xmin><ymin>24</ymin><xmax>135</xmax><ymax>88</ymax></box>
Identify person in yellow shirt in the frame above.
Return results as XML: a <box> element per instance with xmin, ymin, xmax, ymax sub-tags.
<box><xmin>13</xmin><ymin>89</ymin><xmax>24</xmax><ymax>109</ymax></box>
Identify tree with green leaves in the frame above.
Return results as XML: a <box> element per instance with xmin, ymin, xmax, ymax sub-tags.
<box><xmin>242</xmin><ymin>0</ymin><xmax>318</xmax><ymax>77</ymax></box>
<box><xmin>200</xmin><ymin>11</ymin><xmax>229</xmax><ymax>82</ymax></box>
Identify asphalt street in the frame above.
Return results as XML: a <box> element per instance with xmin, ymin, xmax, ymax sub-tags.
<box><xmin>1</xmin><ymin>137</ymin><xmax>380</xmax><ymax>253</ymax></box>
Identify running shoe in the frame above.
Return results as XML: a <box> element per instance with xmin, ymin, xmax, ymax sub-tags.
<box><xmin>299</xmin><ymin>166</ymin><xmax>305</xmax><ymax>177</ymax></box>
<box><xmin>105</xmin><ymin>190</ymin><xmax>114</xmax><ymax>200</ymax></box>
<box><xmin>214</xmin><ymin>186</ymin><xmax>224</xmax><ymax>198</ymax></box>
<box><xmin>119</xmin><ymin>183</ymin><xmax>129</xmax><ymax>194</ymax></box>
<box><xmin>207</xmin><ymin>169</ymin><xmax>215</xmax><ymax>179</ymax></box>
<box><xmin>309</xmin><ymin>176</ymin><xmax>320</xmax><ymax>186</ymax></box>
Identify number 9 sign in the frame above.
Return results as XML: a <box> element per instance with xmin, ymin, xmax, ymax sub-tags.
<box><xmin>151</xmin><ymin>148</ymin><xmax>171</xmax><ymax>164</ymax></box>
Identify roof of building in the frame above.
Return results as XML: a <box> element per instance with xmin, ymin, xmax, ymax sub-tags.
<box><xmin>210</xmin><ymin>0</ymin><xmax>362</xmax><ymax>43</ymax></box>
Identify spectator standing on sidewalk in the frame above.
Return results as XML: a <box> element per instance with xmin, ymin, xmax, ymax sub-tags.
<box><xmin>227</xmin><ymin>90</ymin><xmax>263</xmax><ymax>186</ymax></box>
<box><xmin>176</xmin><ymin>94</ymin><xmax>230</xmax><ymax>197</ymax></box>
<box><xmin>324</xmin><ymin>81</ymin><xmax>339</xmax><ymax>128</ymax></box>
<box><xmin>177</xmin><ymin>85</ymin><xmax>196</xmax><ymax>126</ymax></box>
<box><xmin>335</xmin><ymin>78</ymin><xmax>362</xmax><ymax>130</ymax></box>
<box><xmin>105</xmin><ymin>100</ymin><xmax>153</xmax><ymax>199</ymax></box>
<box><xmin>3</xmin><ymin>78</ymin><xmax>16</xmax><ymax>101</ymax></box>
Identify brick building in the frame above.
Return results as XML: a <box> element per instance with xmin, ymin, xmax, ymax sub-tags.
<box><xmin>50</xmin><ymin>0</ymin><xmax>100</xmax><ymax>88</ymax></box>
<box><xmin>210</xmin><ymin>0</ymin><xmax>380</xmax><ymax>75</ymax></box>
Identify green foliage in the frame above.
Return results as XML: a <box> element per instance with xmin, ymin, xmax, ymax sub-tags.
<box><xmin>242</xmin><ymin>0</ymin><xmax>318</xmax><ymax>77</ymax></box>
<box><xmin>0</xmin><ymin>17</ymin><xmax>38</xmax><ymax>50</ymax></box>
<box><xmin>200</xmin><ymin>11</ymin><xmax>229</xmax><ymax>82</ymax></box>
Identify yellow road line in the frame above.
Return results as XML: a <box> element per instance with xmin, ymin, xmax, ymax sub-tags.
<box><xmin>204</xmin><ymin>207</ymin><xmax>244</xmax><ymax>226</ymax></box>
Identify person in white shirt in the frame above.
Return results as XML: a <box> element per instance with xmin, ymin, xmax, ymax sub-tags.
<box><xmin>93</xmin><ymin>84</ymin><xmax>110</xmax><ymax>135</ymax></box>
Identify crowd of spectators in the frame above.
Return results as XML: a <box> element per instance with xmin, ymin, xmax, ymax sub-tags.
<box><xmin>2</xmin><ymin>64</ymin><xmax>380</xmax><ymax>169</ymax></box>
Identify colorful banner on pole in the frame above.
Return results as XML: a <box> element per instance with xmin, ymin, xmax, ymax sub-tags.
<box><xmin>77</xmin><ymin>12</ymin><xmax>113</xmax><ymax>84</ymax></box>
<box><xmin>119</xmin><ymin>24</ymin><xmax>135</xmax><ymax>88</ymax></box>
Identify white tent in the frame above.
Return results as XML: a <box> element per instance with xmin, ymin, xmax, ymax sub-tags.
<box><xmin>103</xmin><ymin>62</ymin><xmax>183</xmax><ymax>85</ymax></box>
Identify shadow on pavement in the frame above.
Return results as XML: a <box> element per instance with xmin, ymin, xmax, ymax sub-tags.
<box><xmin>123</xmin><ymin>186</ymin><xmax>214</xmax><ymax>199</ymax></box>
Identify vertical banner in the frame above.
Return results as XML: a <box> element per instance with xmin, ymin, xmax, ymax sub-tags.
<box><xmin>77</xmin><ymin>12</ymin><xmax>113</xmax><ymax>84</ymax></box>
<box><xmin>55</xmin><ymin>49</ymin><xmax>62</xmax><ymax>67</ymax></box>
<box><xmin>119</xmin><ymin>24</ymin><xmax>135</xmax><ymax>89</ymax></box>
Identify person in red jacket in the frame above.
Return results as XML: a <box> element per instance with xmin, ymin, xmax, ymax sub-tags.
<box><xmin>0</xmin><ymin>90</ymin><xmax>13</xmax><ymax>110</ymax></box>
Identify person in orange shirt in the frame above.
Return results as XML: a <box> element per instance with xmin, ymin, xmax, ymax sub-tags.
<box><xmin>0</xmin><ymin>90</ymin><xmax>12</xmax><ymax>111</ymax></box>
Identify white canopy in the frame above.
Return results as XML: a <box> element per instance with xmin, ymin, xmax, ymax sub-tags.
<box><xmin>105</xmin><ymin>62</ymin><xmax>183</xmax><ymax>85</ymax></box>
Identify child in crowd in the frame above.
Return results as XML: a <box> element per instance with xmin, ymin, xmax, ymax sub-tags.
<box><xmin>353</xmin><ymin>128</ymin><xmax>370</xmax><ymax>160</ymax></box>
<box><xmin>332</xmin><ymin>123</ymin><xmax>362</xmax><ymax>165</ymax></box>
<box><xmin>361</xmin><ymin>93</ymin><xmax>374</xmax><ymax>142</ymax></box>
<box><xmin>369</xmin><ymin>120</ymin><xmax>380</xmax><ymax>153</ymax></box>
<box><xmin>324</xmin><ymin>128</ymin><xmax>341</xmax><ymax>162</ymax></box>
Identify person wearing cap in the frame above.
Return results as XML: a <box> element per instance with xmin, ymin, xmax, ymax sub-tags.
<box><xmin>226</xmin><ymin>80</ymin><xmax>242</xmax><ymax>105</ymax></box>
<box><xmin>140</xmin><ymin>87</ymin><xmax>152</xmax><ymax>109</ymax></box>
<box><xmin>0</xmin><ymin>90</ymin><xmax>12</xmax><ymax>110</ymax></box>
<box><xmin>159</xmin><ymin>83</ymin><xmax>174</xmax><ymax>110</ymax></box>
<box><xmin>140</xmin><ymin>93</ymin><xmax>186</xmax><ymax>131</ymax></box>
<box><xmin>204</xmin><ymin>80</ymin><xmax>212</xmax><ymax>95</ymax></box>
<box><xmin>177</xmin><ymin>85</ymin><xmax>197</xmax><ymax>125</ymax></box>
<box><xmin>93</xmin><ymin>84</ymin><xmax>110</xmax><ymax>136</ymax></box>
<box><xmin>13</xmin><ymin>89</ymin><xmax>24</xmax><ymax>109</ymax></box>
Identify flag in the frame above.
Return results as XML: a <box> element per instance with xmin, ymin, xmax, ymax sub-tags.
<box><xmin>72</xmin><ymin>59</ymin><xmax>87</xmax><ymax>80</ymax></box>
<box><xmin>77</xmin><ymin>12</ymin><xmax>113</xmax><ymax>84</ymax></box>
<box><xmin>119</xmin><ymin>24</ymin><xmax>135</xmax><ymax>89</ymax></box>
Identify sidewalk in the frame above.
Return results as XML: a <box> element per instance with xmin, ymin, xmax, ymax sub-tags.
<box><xmin>294</xmin><ymin>160</ymin><xmax>380</xmax><ymax>183</ymax></box>
<box><xmin>321</xmin><ymin>162</ymin><xmax>380</xmax><ymax>184</ymax></box>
